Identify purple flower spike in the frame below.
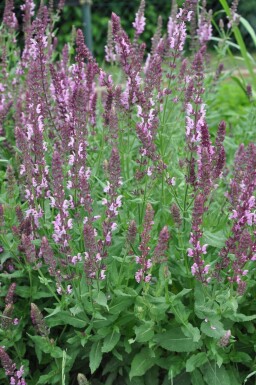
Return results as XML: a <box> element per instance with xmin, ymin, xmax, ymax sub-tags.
<box><xmin>133</xmin><ymin>0</ymin><xmax>146</xmax><ymax>35</ymax></box>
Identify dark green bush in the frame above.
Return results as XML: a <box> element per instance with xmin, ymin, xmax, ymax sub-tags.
<box><xmin>1</xmin><ymin>0</ymin><xmax>255</xmax><ymax>60</ymax></box>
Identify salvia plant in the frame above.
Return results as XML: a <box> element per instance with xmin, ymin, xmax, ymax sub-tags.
<box><xmin>0</xmin><ymin>0</ymin><xmax>255</xmax><ymax>384</ymax></box>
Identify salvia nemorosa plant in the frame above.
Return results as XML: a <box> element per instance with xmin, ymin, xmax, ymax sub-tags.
<box><xmin>0</xmin><ymin>0</ymin><xmax>255</xmax><ymax>384</ymax></box>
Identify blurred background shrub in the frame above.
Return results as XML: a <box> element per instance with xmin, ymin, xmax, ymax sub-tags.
<box><xmin>0</xmin><ymin>0</ymin><xmax>256</xmax><ymax>60</ymax></box>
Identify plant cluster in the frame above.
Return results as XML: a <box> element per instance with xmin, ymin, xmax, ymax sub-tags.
<box><xmin>0</xmin><ymin>0</ymin><xmax>255</xmax><ymax>384</ymax></box>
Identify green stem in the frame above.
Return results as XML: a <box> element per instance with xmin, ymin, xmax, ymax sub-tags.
<box><xmin>37</xmin><ymin>268</ymin><xmax>61</xmax><ymax>304</ymax></box>
<box><xmin>219</xmin><ymin>0</ymin><xmax>256</xmax><ymax>90</ymax></box>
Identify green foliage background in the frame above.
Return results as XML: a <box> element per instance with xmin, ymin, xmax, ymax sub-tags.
<box><xmin>0</xmin><ymin>0</ymin><xmax>256</xmax><ymax>60</ymax></box>
<box><xmin>59</xmin><ymin>0</ymin><xmax>256</xmax><ymax>60</ymax></box>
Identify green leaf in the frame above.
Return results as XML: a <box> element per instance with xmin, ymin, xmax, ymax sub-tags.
<box><xmin>89</xmin><ymin>340</ymin><xmax>103</xmax><ymax>374</ymax></box>
<box><xmin>45</xmin><ymin>311</ymin><xmax>87</xmax><ymax>328</ymax></box>
<box><xmin>15</xmin><ymin>286</ymin><xmax>37</xmax><ymax>298</ymax></box>
<box><xmin>221</xmin><ymin>297</ymin><xmax>238</xmax><ymax>317</ymax></box>
<box><xmin>37</xmin><ymin>371</ymin><xmax>60</xmax><ymax>384</ymax></box>
<box><xmin>0</xmin><ymin>251</ymin><xmax>12</xmax><ymax>264</ymax></box>
<box><xmin>202</xmin><ymin>362</ymin><xmax>231</xmax><ymax>385</ymax></box>
<box><xmin>191</xmin><ymin>369</ymin><xmax>205</xmax><ymax>385</ymax></box>
<box><xmin>109</xmin><ymin>297</ymin><xmax>134</xmax><ymax>314</ymax></box>
<box><xmin>172</xmin><ymin>302</ymin><xmax>190</xmax><ymax>323</ymax></box>
<box><xmin>182</xmin><ymin>323</ymin><xmax>201</xmax><ymax>343</ymax></box>
<box><xmin>244</xmin><ymin>370</ymin><xmax>256</xmax><ymax>384</ymax></box>
<box><xmin>186</xmin><ymin>352</ymin><xmax>208</xmax><ymax>372</ymax></box>
<box><xmin>227</xmin><ymin>313</ymin><xmax>256</xmax><ymax>322</ymax></box>
<box><xmin>194</xmin><ymin>282</ymin><xmax>205</xmax><ymax>306</ymax></box>
<box><xmin>173</xmin><ymin>288</ymin><xmax>192</xmax><ymax>301</ymax></box>
<box><xmin>93</xmin><ymin>314</ymin><xmax>119</xmax><ymax>329</ymax></box>
<box><xmin>94</xmin><ymin>291</ymin><xmax>109</xmax><ymax>310</ymax></box>
<box><xmin>112</xmin><ymin>255</ymin><xmax>126</xmax><ymax>263</ymax></box>
<box><xmin>130</xmin><ymin>348</ymin><xmax>155</xmax><ymax>379</ymax></box>
<box><xmin>200</xmin><ymin>319</ymin><xmax>226</xmax><ymax>339</ymax></box>
<box><xmin>195</xmin><ymin>304</ymin><xmax>218</xmax><ymax>320</ymax></box>
<box><xmin>28</xmin><ymin>335</ymin><xmax>63</xmax><ymax>358</ymax></box>
<box><xmin>172</xmin><ymin>371</ymin><xmax>192</xmax><ymax>385</ymax></box>
<box><xmin>240</xmin><ymin>17</ymin><xmax>256</xmax><ymax>47</ymax></box>
<box><xmin>226</xmin><ymin>368</ymin><xmax>241</xmax><ymax>385</ymax></box>
<box><xmin>202</xmin><ymin>231</ymin><xmax>226</xmax><ymax>248</ymax></box>
<box><xmin>134</xmin><ymin>321</ymin><xmax>154</xmax><ymax>343</ymax></box>
<box><xmin>113</xmin><ymin>348</ymin><xmax>123</xmax><ymax>361</ymax></box>
<box><xmin>102</xmin><ymin>329</ymin><xmax>120</xmax><ymax>353</ymax></box>
<box><xmin>229</xmin><ymin>351</ymin><xmax>252</xmax><ymax>364</ymax></box>
<box><xmin>149</xmin><ymin>303</ymin><xmax>169</xmax><ymax>322</ymax></box>
<box><xmin>155</xmin><ymin>327</ymin><xmax>202</xmax><ymax>352</ymax></box>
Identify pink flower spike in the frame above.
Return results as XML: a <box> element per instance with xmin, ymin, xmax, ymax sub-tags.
<box><xmin>187</xmin><ymin>11</ymin><xmax>193</xmax><ymax>21</ymax></box>
<box><xmin>103</xmin><ymin>181</ymin><xmax>110</xmax><ymax>193</ymax></box>
<box><xmin>106</xmin><ymin>232</ymin><xmax>111</xmax><ymax>243</ymax></box>
<box><xmin>133</xmin><ymin>0</ymin><xmax>146</xmax><ymax>35</ymax></box>
<box><xmin>71</xmin><ymin>256</ymin><xmax>78</xmax><ymax>265</ymax></box>
<box><xmin>146</xmin><ymin>259</ymin><xmax>152</xmax><ymax>269</ymax></box>
<box><xmin>116</xmin><ymin>195</ymin><xmax>122</xmax><ymax>207</ymax></box>
<box><xmin>229</xmin><ymin>210</ymin><xmax>238</xmax><ymax>219</ymax></box>
<box><xmin>111</xmin><ymin>223</ymin><xmax>117</xmax><ymax>231</ymax></box>
<box><xmin>135</xmin><ymin>269</ymin><xmax>143</xmax><ymax>283</ymax></box>
<box><xmin>56</xmin><ymin>285</ymin><xmax>62</xmax><ymax>295</ymax></box>
<box><xmin>248</xmin><ymin>196</ymin><xmax>255</xmax><ymax>209</ymax></box>
<box><xmin>17</xmin><ymin>366</ymin><xmax>24</xmax><ymax>379</ymax></box>
<box><xmin>203</xmin><ymin>264</ymin><xmax>210</xmax><ymax>274</ymax></box>
<box><xmin>100</xmin><ymin>270</ymin><xmax>106</xmax><ymax>280</ymax></box>
<box><xmin>176</xmin><ymin>8</ymin><xmax>183</xmax><ymax>19</ymax></box>
<box><xmin>67</xmin><ymin>219</ymin><xmax>73</xmax><ymax>229</ymax></box>
<box><xmin>67</xmin><ymin>181</ymin><xmax>72</xmax><ymax>189</ymax></box>
<box><xmin>147</xmin><ymin>168</ymin><xmax>152</xmax><ymax>176</ymax></box>
<box><xmin>66</xmin><ymin>285</ymin><xmax>72</xmax><ymax>294</ymax></box>
<box><xmin>191</xmin><ymin>263</ymin><xmax>198</xmax><ymax>276</ymax></box>
<box><xmin>20</xmin><ymin>165</ymin><xmax>26</xmax><ymax>175</ymax></box>
<box><xmin>144</xmin><ymin>274</ymin><xmax>152</xmax><ymax>283</ymax></box>
<box><xmin>49</xmin><ymin>197</ymin><xmax>56</xmax><ymax>208</ymax></box>
<box><xmin>201</xmin><ymin>244</ymin><xmax>208</xmax><ymax>254</ymax></box>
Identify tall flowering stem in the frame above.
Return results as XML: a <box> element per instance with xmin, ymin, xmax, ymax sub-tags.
<box><xmin>135</xmin><ymin>204</ymin><xmax>154</xmax><ymax>283</ymax></box>
<box><xmin>153</xmin><ymin>226</ymin><xmax>170</xmax><ymax>263</ymax></box>
<box><xmin>31</xmin><ymin>303</ymin><xmax>49</xmax><ymax>337</ymax></box>
<box><xmin>5</xmin><ymin>283</ymin><xmax>16</xmax><ymax>305</ymax></box>
<box><xmin>0</xmin><ymin>347</ymin><xmax>26</xmax><ymax>385</ymax></box>
<box><xmin>105</xmin><ymin>20</ymin><xmax>116</xmax><ymax>63</ymax></box>
<box><xmin>102</xmin><ymin>147</ymin><xmax>122</xmax><ymax>256</ymax></box>
<box><xmin>216</xmin><ymin>144</ymin><xmax>256</xmax><ymax>294</ymax></box>
<box><xmin>51</xmin><ymin>150</ymin><xmax>72</xmax><ymax>251</ymax></box>
<box><xmin>83</xmin><ymin>223</ymin><xmax>104</xmax><ymax>282</ymax></box>
<box><xmin>167</xmin><ymin>0</ymin><xmax>195</xmax><ymax>55</ymax></box>
<box><xmin>133</xmin><ymin>0</ymin><xmax>146</xmax><ymax>36</ymax></box>
<box><xmin>3</xmin><ymin>0</ymin><xmax>18</xmax><ymax>30</ymax></box>
<box><xmin>197</xmin><ymin>0</ymin><xmax>213</xmax><ymax>45</ymax></box>
<box><xmin>187</xmin><ymin>194</ymin><xmax>210</xmax><ymax>282</ymax></box>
